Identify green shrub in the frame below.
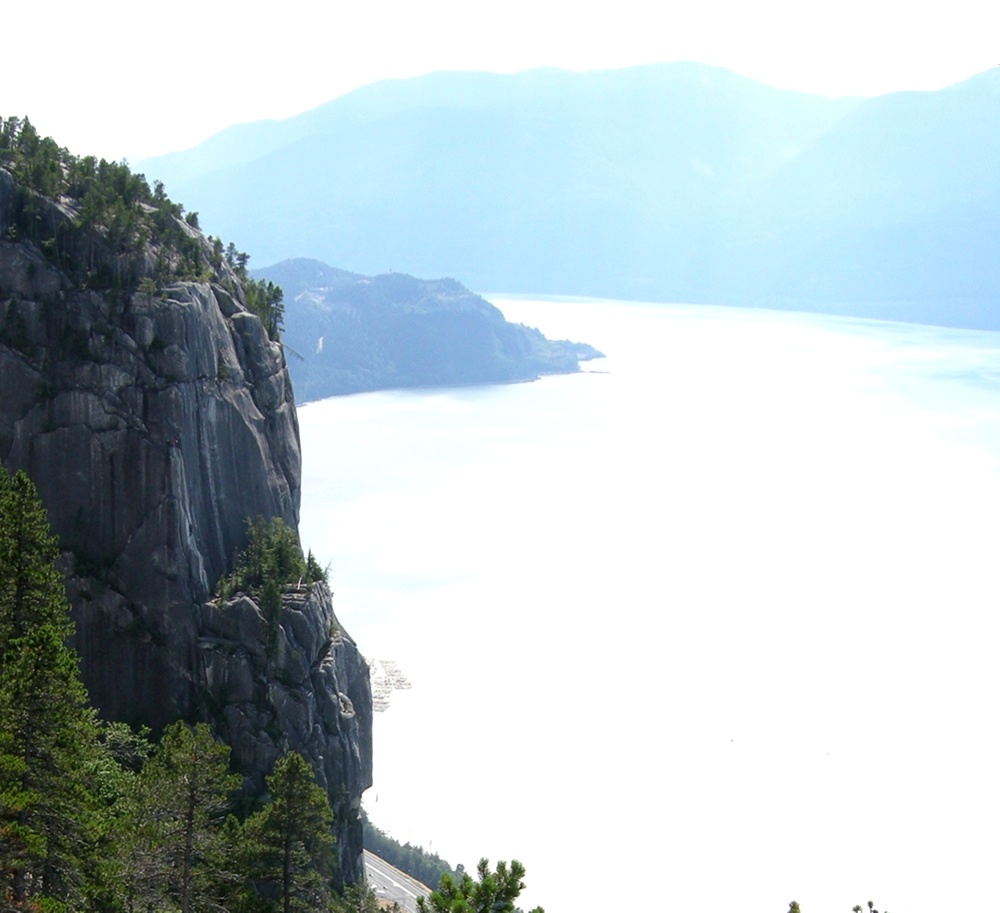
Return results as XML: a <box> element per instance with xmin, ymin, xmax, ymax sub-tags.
<box><xmin>215</xmin><ymin>516</ymin><xmax>326</xmax><ymax>603</ymax></box>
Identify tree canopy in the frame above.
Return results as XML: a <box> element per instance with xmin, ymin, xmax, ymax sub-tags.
<box><xmin>0</xmin><ymin>462</ymin><xmax>879</xmax><ymax>913</ymax></box>
<box><xmin>216</xmin><ymin>515</ymin><xmax>327</xmax><ymax>602</ymax></box>
<box><xmin>0</xmin><ymin>115</ymin><xmax>285</xmax><ymax>338</ymax></box>
<box><xmin>417</xmin><ymin>858</ymin><xmax>543</xmax><ymax>913</ymax></box>
<box><xmin>0</xmin><ymin>468</ymin><xmax>104</xmax><ymax>909</ymax></box>
<box><xmin>0</xmin><ymin>467</ymin><xmax>373</xmax><ymax>912</ymax></box>
<box><xmin>241</xmin><ymin>751</ymin><xmax>337</xmax><ymax>913</ymax></box>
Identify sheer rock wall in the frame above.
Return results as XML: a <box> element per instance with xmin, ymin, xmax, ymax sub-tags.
<box><xmin>0</xmin><ymin>170</ymin><xmax>372</xmax><ymax>882</ymax></box>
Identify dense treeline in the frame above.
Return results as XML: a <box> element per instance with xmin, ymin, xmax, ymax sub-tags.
<box><xmin>0</xmin><ymin>466</ymin><xmax>374</xmax><ymax>912</ymax></box>
<box><xmin>362</xmin><ymin>811</ymin><xmax>462</xmax><ymax>889</ymax></box>
<box><xmin>0</xmin><ymin>116</ymin><xmax>283</xmax><ymax>338</ymax></box>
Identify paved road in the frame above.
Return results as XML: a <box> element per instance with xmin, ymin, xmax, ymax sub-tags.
<box><xmin>364</xmin><ymin>850</ymin><xmax>433</xmax><ymax>913</ymax></box>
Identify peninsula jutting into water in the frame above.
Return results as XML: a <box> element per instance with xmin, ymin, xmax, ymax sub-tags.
<box><xmin>299</xmin><ymin>296</ymin><xmax>1000</xmax><ymax>913</ymax></box>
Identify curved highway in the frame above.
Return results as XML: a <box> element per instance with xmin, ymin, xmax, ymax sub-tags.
<box><xmin>364</xmin><ymin>850</ymin><xmax>433</xmax><ymax>912</ymax></box>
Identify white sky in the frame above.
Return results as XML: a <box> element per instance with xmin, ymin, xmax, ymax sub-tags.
<box><xmin>3</xmin><ymin>0</ymin><xmax>996</xmax><ymax>163</ymax></box>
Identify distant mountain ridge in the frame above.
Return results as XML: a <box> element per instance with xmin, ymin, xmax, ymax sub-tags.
<box><xmin>143</xmin><ymin>63</ymin><xmax>999</xmax><ymax>328</ymax></box>
<box><xmin>256</xmin><ymin>258</ymin><xmax>602</xmax><ymax>400</ymax></box>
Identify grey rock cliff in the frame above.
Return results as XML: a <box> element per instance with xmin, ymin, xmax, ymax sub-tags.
<box><xmin>0</xmin><ymin>168</ymin><xmax>372</xmax><ymax>883</ymax></box>
<box><xmin>201</xmin><ymin>583</ymin><xmax>372</xmax><ymax>877</ymax></box>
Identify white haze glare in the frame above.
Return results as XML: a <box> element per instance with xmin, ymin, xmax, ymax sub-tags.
<box><xmin>3</xmin><ymin>0</ymin><xmax>996</xmax><ymax>161</ymax></box>
<box><xmin>299</xmin><ymin>298</ymin><xmax>1000</xmax><ymax>912</ymax></box>
<box><xmin>4</xmin><ymin>1</ymin><xmax>996</xmax><ymax>905</ymax></box>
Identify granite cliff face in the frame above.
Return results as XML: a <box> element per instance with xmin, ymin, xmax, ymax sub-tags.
<box><xmin>0</xmin><ymin>167</ymin><xmax>372</xmax><ymax>882</ymax></box>
<box><xmin>200</xmin><ymin>584</ymin><xmax>372</xmax><ymax>875</ymax></box>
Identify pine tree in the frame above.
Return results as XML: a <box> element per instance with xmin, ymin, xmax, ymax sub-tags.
<box><xmin>242</xmin><ymin>751</ymin><xmax>336</xmax><ymax>913</ymax></box>
<box><xmin>0</xmin><ymin>627</ymin><xmax>103</xmax><ymax>906</ymax></box>
<box><xmin>0</xmin><ymin>467</ymin><xmax>105</xmax><ymax>909</ymax></box>
<box><xmin>90</xmin><ymin>722</ymin><xmax>156</xmax><ymax>913</ymax></box>
<box><xmin>0</xmin><ymin>468</ymin><xmax>72</xmax><ymax>645</ymax></box>
<box><xmin>136</xmin><ymin>721</ymin><xmax>242</xmax><ymax>913</ymax></box>
<box><xmin>417</xmin><ymin>858</ymin><xmax>544</xmax><ymax>913</ymax></box>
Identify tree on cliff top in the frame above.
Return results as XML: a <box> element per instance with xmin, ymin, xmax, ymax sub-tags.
<box><xmin>216</xmin><ymin>515</ymin><xmax>327</xmax><ymax>602</ymax></box>
<box><xmin>1</xmin><ymin>115</ymin><xmax>286</xmax><ymax>338</ymax></box>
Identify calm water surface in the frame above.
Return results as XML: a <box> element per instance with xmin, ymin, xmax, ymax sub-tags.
<box><xmin>298</xmin><ymin>298</ymin><xmax>1000</xmax><ymax>913</ymax></box>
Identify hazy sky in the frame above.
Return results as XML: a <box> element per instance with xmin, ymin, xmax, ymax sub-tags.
<box><xmin>4</xmin><ymin>0</ymin><xmax>995</xmax><ymax>162</ymax></box>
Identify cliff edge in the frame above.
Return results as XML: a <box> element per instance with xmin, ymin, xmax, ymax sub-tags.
<box><xmin>0</xmin><ymin>163</ymin><xmax>372</xmax><ymax>882</ymax></box>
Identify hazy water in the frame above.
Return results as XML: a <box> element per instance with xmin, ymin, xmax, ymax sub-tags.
<box><xmin>298</xmin><ymin>298</ymin><xmax>1000</xmax><ymax>913</ymax></box>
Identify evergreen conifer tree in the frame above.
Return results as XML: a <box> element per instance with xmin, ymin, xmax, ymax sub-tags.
<box><xmin>0</xmin><ymin>468</ymin><xmax>73</xmax><ymax>644</ymax></box>
<box><xmin>136</xmin><ymin>720</ymin><xmax>242</xmax><ymax>913</ymax></box>
<box><xmin>0</xmin><ymin>467</ymin><xmax>105</xmax><ymax>909</ymax></box>
<box><xmin>417</xmin><ymin>858</ymin><xmax>544</xmax><ymax>913</ymax></box>
<box><xmin>242</xmin><ymin>751</ymin><xmax>336</xmax><ymax>913</ymax></box>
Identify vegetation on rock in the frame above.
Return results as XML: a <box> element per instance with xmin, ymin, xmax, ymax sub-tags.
<box><xmin>215</xmin><ymin>515</ymin><xmax>326</xmax><ymax>603</ymax></box>
<box><xmin>0</xmin><ymin>121</ymin><xmax>370</xmax><ymax>901</ymax></box>
<box><xmin>0</xmin><ymin>115</ymin><xmax>284</xmax><ymax>338</ymax></box>
<box><xmin>0</xmin><ymin>465</ymin><xmax>374</xmax><ymax>912</ymax></box>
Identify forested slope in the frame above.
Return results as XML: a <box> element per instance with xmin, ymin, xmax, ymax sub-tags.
<box><xmin>257</xmin><ymin>258</ymin><xmax>602</xmax><ymax>400</ymax></box>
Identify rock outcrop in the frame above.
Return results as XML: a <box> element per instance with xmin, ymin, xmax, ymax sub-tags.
<box><xmin>201</xmin><ymin>583</ymin><xmax>372</xmax><ymax>874</ymax></box>
<box><xmin>0</xmin><ymin>168</ymin><xmax>372</xmax><ymax>883</ymax></box>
